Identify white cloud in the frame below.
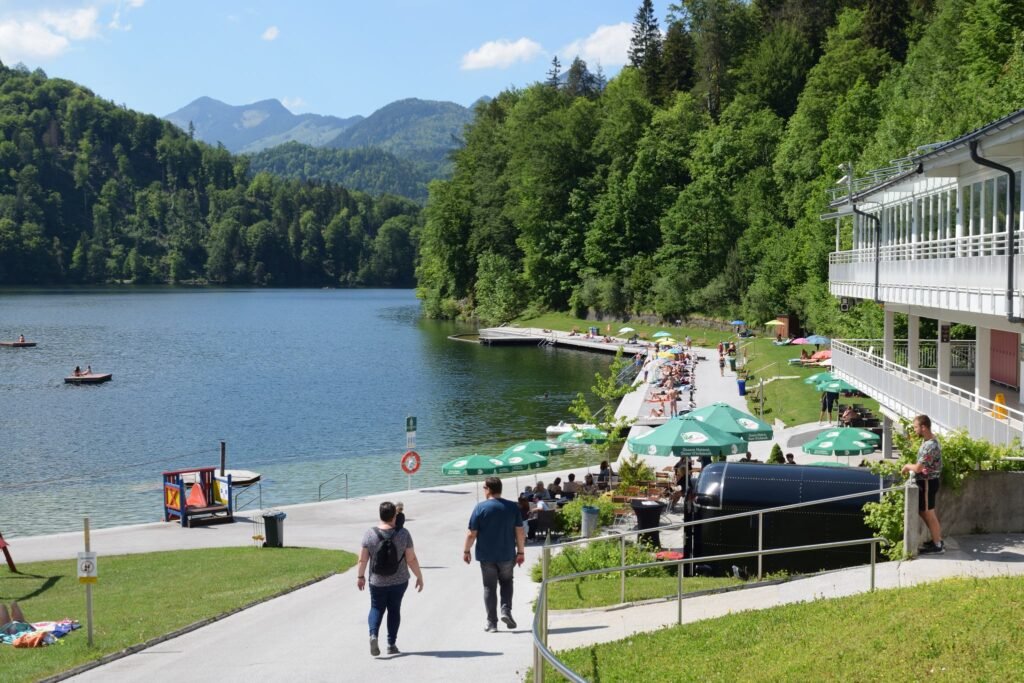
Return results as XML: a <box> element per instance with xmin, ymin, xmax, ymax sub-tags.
<box><xmin>261</xmin><ymin>25</ymin><xmax>279</xmax><ymax>41</ymax></box>
<box><xmin>0</xmin><ymin>19</ymin><xmax>70</xmax><ymax>61</ymax></box>
<box><xmin>561</xmin><ymin>22</ymin><xmax>632</xmax><ymax>67</ymax></box>
<box><xmin>281</xmin><ymin>96</ymin><xmax>306</xmax><ymax>112</ymax></box>
<box><xmin>461</xmin><ymin>37</ymin><xmax>543</xmax><ymax>71</ymax></box>
<box><xmin>41</xmin><ymin>7</ymin><xmax>99</xmax><ymax>40</ymax></box>
<box><xmin>126</xmin><ymin>0</ymin><xmax>146</xmax><ymax>8</ymax></box>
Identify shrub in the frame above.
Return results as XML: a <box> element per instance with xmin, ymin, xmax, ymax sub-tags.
<box><xmin>617</xmin><ymin>453</ymin><xmax>653</xmax><ymax>487</ymax></box>
<box><xmin>558</xmin><ymin>496</ymin><xmax>617</xmax><ymax>534</ymax></box>
<box><xmin>530</xmin><ymin>539</ymin><xmax>669</xmax><ymax>582</ymax></box>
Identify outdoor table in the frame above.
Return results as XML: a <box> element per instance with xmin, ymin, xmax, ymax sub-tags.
<box><xmin>631</xmin><ymin>499</ymin><xmax>666</xmax><ymax>548</ymax></box>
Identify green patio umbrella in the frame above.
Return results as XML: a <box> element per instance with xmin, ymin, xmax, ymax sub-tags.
<box><xmin>502</xmin><ymin>440</ymin><xmax>566</xmax><ymax>457</ymax></box>
<box><xmin>809</xmin><ymin>460</ymin><xmax>850</xmax><ymax>467</ymax></box>
<box><xmin>686</xmin><ymin>402</ymin><xmax>773</xmax><ymax>441</ymax></box>
<box><xmin>801</xmin><ymin>427</ymin><xmax>880</xmax><ymax>456</ymax></box>
<box><xmin>557</xmin><ymin>427</ymin><xmax>608</xmax><ymax>445</ymax></box>
<box><xmin>628</xmin><ymin>415</ymin><xmax>747</xmax><ymax>457</ymax></box>
<box><xmin>440</xmin><ymin>454</ymin><xmax>512</xmax><ymax>476</ymax></box>
<box><xmin>652</xmin><ymin>331</ymin><xmax>672</xmax><ymax>338</ymax></box>
<box><xmin>804</xmin><ymin>371</ymin><xmax>835</xmax><ymax>385</ymax></box>
<box><xmin>494</xmin><ymin>450</ymin><xmax>549</xmax><ymax>471</ymax></box>
<box><xmin>816</xmin><ymin>378</ymin><xmax>858</xmax><ymax>393</ymax></box>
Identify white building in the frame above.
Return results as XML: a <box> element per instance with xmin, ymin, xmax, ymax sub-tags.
<box><xmin>823</xmin><ymin>107</ymin><xmax>1024</xmax><ymax>449</ymax></box>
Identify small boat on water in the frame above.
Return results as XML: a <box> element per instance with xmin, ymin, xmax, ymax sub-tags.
<box><xmin>65</xmin><ymin>373</ymin><xmax>113</xmax><ymax>385</ymax></box>
<box><xmin>0</xmin><ymin>341</ymin><xmax>36</xmax><ymax>347</ymax></box>
<box><xmin>545</xmin><ymin>420</ymin><xmax>598</xmax><ymax>437</ymax></box>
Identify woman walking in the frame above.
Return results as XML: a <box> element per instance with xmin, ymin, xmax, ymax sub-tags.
<box><xmin>357</xmin><ymin>501</ymin><xmax>424</xmax><ymax>657</ymax></box>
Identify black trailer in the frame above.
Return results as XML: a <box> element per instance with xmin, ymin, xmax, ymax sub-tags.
<box><xmin>688</xmin><ymin>462</ymin><xmax>887</xmax><ymax>576</ymax></box>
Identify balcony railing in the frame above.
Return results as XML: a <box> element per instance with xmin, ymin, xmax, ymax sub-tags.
<box><xmin>829</xmin><ymin>230</ymin><xmax>1019</xmax><ymax>265</ymax></box>
<box><xmin>832</xmin><ymin>340</ymin><xmax>1022</xmax><ymax>445</ymax></box>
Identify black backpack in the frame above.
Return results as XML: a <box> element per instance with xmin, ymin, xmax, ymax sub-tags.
<box><xmin>372</xmin><ymin>528</ymin><xmax>404</xmax><ymax>576</ymax></box>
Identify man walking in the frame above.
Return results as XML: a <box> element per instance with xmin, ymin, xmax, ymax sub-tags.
<box><xmin>357</xmin><ymin>501</ymin><xmax>424</xmax><ymax>656</ymax></box>
<box><xmin>901</xmin><ymin>414</ymin><xmax>944</xmax><ymax>554</ymax></box>
<box><xmin>463</xmin><ymin>477</ymin><xmax>526</xmax><ymax>632</ymax></box>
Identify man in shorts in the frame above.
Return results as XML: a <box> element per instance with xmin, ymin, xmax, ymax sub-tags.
<box><xmin>901</xmin><ymin>414</ymin><xmax>944</xmax><ymax>554</ymax></box>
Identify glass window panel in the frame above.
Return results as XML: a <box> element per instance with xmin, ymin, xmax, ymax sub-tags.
<box><xmin>996</xmin><ymin>175</ymin><xmax>1008</xmax><ymax>256</ymax></box>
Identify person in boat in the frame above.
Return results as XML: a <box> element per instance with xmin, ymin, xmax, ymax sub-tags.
<box><xmin>18</xmin><ymin>334</ymin><xmax>25</xmax><ymax>343</ymax></box>
<box><xmin>85</xmin><ymin>365</ymin><xmax>92</xmax><ymax>375</ymax></box>
<box><xmin>73</xmin><ymin>365</ymin><xmax>82</xmax><ymax>377</ymax></box>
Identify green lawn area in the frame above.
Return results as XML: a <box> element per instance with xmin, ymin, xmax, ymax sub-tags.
<box><xmin>540</xmin><ymin>576</ymin><xmax>1024</xmax><ymax>681</ymax></box>
<box><xmin>738</xmin><ymin>337</ymin><xmax>882</xmax><ymax>427</ymax></box>
<box><xmin>0</xmin><ymin>547</ymin><xmax>354</xmax><ymax>683</ymax></box>
<box><xmin>546</xmin><ymin>575</ymin><xmax>743</xmax><ymax>610</ymax></box>
<box><xmin>516</xmin><ymin>312</ymin><xmax>735</xmax><ymax>348</ymax></box>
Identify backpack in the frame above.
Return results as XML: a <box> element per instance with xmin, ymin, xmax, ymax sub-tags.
<box><xmin>372</xmin><ymin>528</ymin><xmax>403</xmax><ymax>576</ymax></box>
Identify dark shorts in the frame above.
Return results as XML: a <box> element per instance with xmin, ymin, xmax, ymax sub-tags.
<box><xmin>917</xmin><ymin>477</ymin><xmax>940</xmax><ymax>512</ymax></box>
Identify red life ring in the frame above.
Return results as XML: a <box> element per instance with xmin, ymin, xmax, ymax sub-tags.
<box><xmin>402</xmin><ymin>451</ymin><xmax>421</xmax><ymax>474</ymax></box>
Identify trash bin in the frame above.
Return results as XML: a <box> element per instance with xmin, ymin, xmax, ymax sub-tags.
<box><xmin>581</xmin><ymin>505</ymin><xmax>599</xmax><ymax>538</ymax></box>
<box><xmin>737</xmin><ymin>379</ymin><xmax>746</xmax><ymax>396</ymax></box>
<box><xmin>630</xmin><ymin>499</ymin><xmax>666</xmax><ymax>548</ymax></box>
<box><xmin>728</xmin><ymin>357</ymin><xmax>737</xmax><ymax>372</ymax></box>
<box><xmin>263</xmin><ymin>510</ymin><xmax>287</xmax><ymax>548</ymax></box>
<box><xmin>589</xmin><ymin>326</ymin><xmax>599</xmax><ymax>336</ymax></box>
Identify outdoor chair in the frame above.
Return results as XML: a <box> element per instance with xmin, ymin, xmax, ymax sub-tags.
<box><xmin>532</xmin><ymin>509</ymin><xmax>559</xmax><ymax>541</ymax></box>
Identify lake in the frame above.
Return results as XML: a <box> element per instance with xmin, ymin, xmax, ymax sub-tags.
<box><xmin>0</xmin><ymin>289</ymin><xmax>611</xmax><ymax>537</ymax></box>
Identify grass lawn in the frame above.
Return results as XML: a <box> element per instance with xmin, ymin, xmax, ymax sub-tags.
<box><xmin>546</xmin><ymin>575</ymin><xmax>743</xmax><ymax>610</ymax></box>
<box><xmin>516</xmin><ymin>312</ymin><xmax>735</xmax><ymax>348</ymax></box>
<box><xmin>0</xmin><ymin>546</ymin><xmax>354</xmax><ymax>683</ymax></box>
<box><xmin>738</xmin><ymin>337</ymin><xmax>882</xmax><ymax>427</ymax></box>
<box><xmin>541</xmin><ymin>575</ymin><xmax>1024</xmax><ymax>681</ymax></box>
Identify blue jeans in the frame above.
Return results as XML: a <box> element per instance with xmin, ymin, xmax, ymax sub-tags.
<box><xmin>368</xmin><ymin>581</ymin><xmax>409</xmax><ymax>645</ymax></box>
<box><xmin>480</xmin><ymin>561</ymin><xmax>515</xmax><ymax>625</ymax></box>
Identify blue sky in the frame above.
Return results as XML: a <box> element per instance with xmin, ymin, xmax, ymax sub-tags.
<box><xmin>0</xmin><ymin>0</ymin><xmax>670</xmax><ymax>118</ymax></box>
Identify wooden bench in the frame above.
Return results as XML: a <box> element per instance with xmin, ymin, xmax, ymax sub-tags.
<box><xmin>163</xmin><ymin>467</ymin><xmax>234</xmax><ymax>528</ymax></box>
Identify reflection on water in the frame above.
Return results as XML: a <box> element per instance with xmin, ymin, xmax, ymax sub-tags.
<box><xmin>0</xmin><ymin>289</ymin><xmax>611</xmax><ymax>536</ymax></box>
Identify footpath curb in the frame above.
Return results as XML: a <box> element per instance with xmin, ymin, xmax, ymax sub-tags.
<box><xmin>40</xmin><ymin>568</ymin><xmax>341</xmax><ymax>682</ymax></box>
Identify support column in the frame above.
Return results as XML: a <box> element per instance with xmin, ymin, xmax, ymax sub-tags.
<box><xmin>907</xmin><ymin>314</ymin><xmax>920</xmax><ymax>372</ymax></box>
<box><xmin>937</xmin><ymin>320</ymin><xmax>952</xmax><ymax>387</ymax></box>
<box><xmin>975</xmin><ymin>326</ymin><xmax>992</xmax><ymax>404</ymax></box>
<box><xmin>882</xmin><ymin>416</ymin><xmax>894</xmax><ymax>459</ymax></box>
<box><xmin>883</xmin><ymin>307</ymin><xmax>895</xmax><ymax>363</ymax></box>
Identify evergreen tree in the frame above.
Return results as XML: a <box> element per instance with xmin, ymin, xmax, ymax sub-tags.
<box><xmin>661</xmin><ymin>20</ymin><xmax>697</xmax><ymax>94</ymax></box>
<box><xmin>629</xmin><ymin>0</ymin><xmax>664</xmax><ymax>100</ymax></box>
<box><xmin>863</xmin><ymin>0</ymin><xmax>910</xmax><ymax>62</ymax></box>
<box><xmin>565</xmin><ymin>57</ymin><xmax>599</xmax><ymax>98</ymax></box>
<box><xmin>546</xmin><ymin>56</ymin><xmax>562</xmax><ymax>88</ymax></box>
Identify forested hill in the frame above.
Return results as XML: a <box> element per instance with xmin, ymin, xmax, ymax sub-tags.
<box><xmin>0</xmin><ymin>62</ymin><xmax>421</xmax><ymax>287</ymax></box>
<box><xmin>417</xmin><ymin>0</ymin><xmax>1024</xmax><ymax>335</ymax></box>
<box><xmin>246</xmin><ymin>142</ymin><xmax>432</xmax><ymax>203</ymax></box>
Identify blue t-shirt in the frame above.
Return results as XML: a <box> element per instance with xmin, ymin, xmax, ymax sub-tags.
<box><xmin>468</xmin><ymin>497</ymin><xmax>523</xmax><ymax>563</ymax></box>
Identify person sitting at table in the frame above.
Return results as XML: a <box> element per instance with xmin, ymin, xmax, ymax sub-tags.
<box><xmin>597</xmin><ymin>460</ymin><xmax>614</xmax><ymax>484</ymax></box>
<box><xmin>533</xmin><ymin>482</ymin><xmax>551</xmax><ymax>500</ymax></box>
<box><xmin>547</xmin><ymin>478</ymin><xmax>562</xmax><ymax>498</ymax></box>
<box><xmin>581</xmin><ymin>473</ymin><xmax>598</xmax><ymax>495</ymax></box>
<box><xmin>785</xmin><ymin>453</ymin><xmax>797</xmax><ymax>465</ymax></box>
<box><xmin>562</xmin><ymin>473</ymin><xmax>579</xmax><ymax>495</ymax></box>
<box><xmin>840</xmin><ymin>405</ymin><xmax>858</xmax><ymax>427</ymax></box>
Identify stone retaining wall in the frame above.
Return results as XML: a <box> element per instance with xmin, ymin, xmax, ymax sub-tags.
<box><xmin>923</xmin><ymin>471</ymin><xmax>1024</xmax><ymax>536</ymax></box>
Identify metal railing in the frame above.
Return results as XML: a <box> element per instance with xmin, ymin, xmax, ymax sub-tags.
<box><xmin>234</xmin><ymin>482</ymin><xmax>263</xmax><ymax>512</ymax></box>
<box><xmin>317</xmin><ymin>472</ymin><xmax>349</xmax><ymax>501</ymax></box>
<box><xmin>844</xmin><ymin>338</ymin><xmax>976</xmax><ymax>372</ymax></box>
<box><xmin>833</xmin><ymin>340</ymin><xmax>1023</xmax><ymax>444</ymax></box>
<box><xmin>530</xmin><ymin>483</ymin><xmax>905</xmax><ymax>681</ymax></box>
<box><xmin>829</xmin><ymin>230</ymin><xmax>1021</xmax><ymax>264</ymax></box>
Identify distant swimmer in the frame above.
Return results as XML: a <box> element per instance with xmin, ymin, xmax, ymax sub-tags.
<box><xmin>543</xmin><ymin>391</ymin><xmax>549</xmax><ymax>399</ymax></box>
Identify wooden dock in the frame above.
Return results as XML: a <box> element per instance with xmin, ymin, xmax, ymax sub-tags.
<box><xmin>474</xmin><ymin>326</ymin><xmax>648</xmax><ymax>356</ymax></box>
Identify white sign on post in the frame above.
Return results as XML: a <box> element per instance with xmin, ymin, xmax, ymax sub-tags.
<box><xmin>77</xmin><ymin>551</ymin><xmax>98</xmax><ymax>584</ymax></box>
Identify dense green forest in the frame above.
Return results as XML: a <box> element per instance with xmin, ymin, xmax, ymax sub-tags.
<box><xmin>247</xmin><ymin>142</ymin><xmax>432</xmax><ymax>203</ymax></box>
<box><xmin>417</xmin><ymin>0</ymin><xmax>1024</xmax><ymax>335</ymax></box>
<box><xmin>0</xmin><ymin>63</ymin><xmax>421</xmax><ymax>287</ymax></box>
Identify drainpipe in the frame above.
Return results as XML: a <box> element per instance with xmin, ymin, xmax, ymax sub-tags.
<box><xmin>853</xmin><ymin>205</ymin><xmax>882</xmax><ymax>303</ymax></box>
<box><xmin>970</xmin><ymin>140</ymin><xmax>1022</xmax><ymax>323</ymax></box>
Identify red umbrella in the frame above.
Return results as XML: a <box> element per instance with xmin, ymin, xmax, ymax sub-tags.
<box><xmin>811</xmin><ymin>350</ymin><xmax>832</xmax><ymax>360</ymax></box>
<box><xmin>791</xmin><ymin>337</ymin><xmax>808</xmax><ymax>345</ymax></box>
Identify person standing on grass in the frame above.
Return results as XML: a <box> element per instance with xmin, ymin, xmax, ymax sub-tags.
<box><xmin>901</xmin><ymin>415</ymin><xmax>944</xmax><ymax>554</ymax></box>
<box><xmin>357</xmin><ymin>501</ymin><xmax>424</xmax><ymax>657</ymax></box>
<box><xmin>463</xmin><ymin>477</ymin><xmax>526</xmax><ymax>632</ymax></box>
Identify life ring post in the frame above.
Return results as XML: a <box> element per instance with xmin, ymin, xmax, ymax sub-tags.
<box><xmin>402</xmin><ymin>450</ymin><xmax>421</xmax><ymax>490</ymax></box>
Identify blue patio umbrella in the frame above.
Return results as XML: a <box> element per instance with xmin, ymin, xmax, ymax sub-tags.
<box><xmin>729</xmin><ymin>320</ymin><xmax>745</xmax><ymax>326</ymax></box>
<box><xmin>652</xmin><ymin>331</ymin><xmax>672</xmax><ymax>338</ymax></box>
<box><xmin>806</xmin><ymin>335</ymin><xmax>830</xmax><ymax>345</ymax></box>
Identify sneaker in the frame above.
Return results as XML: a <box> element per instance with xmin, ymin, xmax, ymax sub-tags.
<box><xmin>369</xmin><ymin>636</ymin><xmax>380</xmax><ymax>656</ymax></box>
<box><xmin>484</xmin><ymin>622</ymin><xmax>498</xmax><ymax>633</ymax></box>
<box><xmin>501</xmin><ymin>612</ymin><xmax>517</xmax><ymax>629</ymax></box>
<box><xmin>387</xmin><ymin>644</ymin><xmax>400</xmax><ymax>655</ymax></box>
<box><xmin>919</xmin><ymin>540</ymin><xmax>945</xmax><ymax>555</ymax></box>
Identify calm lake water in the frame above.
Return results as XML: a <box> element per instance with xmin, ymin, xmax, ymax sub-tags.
<box><xmin>0</xmin><ymin>289</ymin><xmax>611</xmax><ymax>537</ymax></box>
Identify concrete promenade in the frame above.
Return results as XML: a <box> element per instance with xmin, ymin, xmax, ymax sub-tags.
<box><xmin>9</xmin><ymin>339</ymin><xmax>1019</xmax><ymax>681</ymax></box>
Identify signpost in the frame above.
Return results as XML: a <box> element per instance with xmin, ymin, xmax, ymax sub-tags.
<box><xmin>405</xmin><ymin>416</ymin><xmax>417</xmax><ymax>489</ymax></box>
<box><xmin>79</xmin><ymin>517</ymin><xmax>97</xmax><ymax>646</ymax></box>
